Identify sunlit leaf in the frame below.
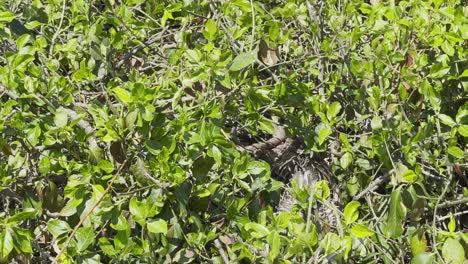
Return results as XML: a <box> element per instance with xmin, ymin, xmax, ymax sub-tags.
<box><xmin>229</xmin><ymin>52</ymin><xmax>257</xmax><ymax>71</ymax></box>
<box><xmin>147</xmin><ymin>219</ymin><xmax>168</xmax><ymax>235</ymax></box>
<box><xmin>351</xmin><ymin>224</ymin><xmax>374</xmax><ymax>238</ymax></box>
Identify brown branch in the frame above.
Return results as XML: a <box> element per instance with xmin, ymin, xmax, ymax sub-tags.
<box><xmin>52</xmin><ymin>160</ymin><xmax>128</xmax><ymax>264</ymax></box>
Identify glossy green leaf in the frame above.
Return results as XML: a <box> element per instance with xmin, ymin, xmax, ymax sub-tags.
<box><xmin>351</xmin><ymin>224</ymin><xmax>374</xmax><ymax>238</ymax></box>
<box><xmin>244</xmin><ymin>222</ymin><xmax>270</xmax><ymax>238</ymax></box>
<box><xmin>441</xmin><ymin>41</ymin><xmax>455</xmax><ymax>56</ymax></box>
<box><xmin>344</xmin><ymin>201</ymin><xmax>360</xmax><ymax>225</ymax></box>
<box><xmin>229</xmin><ymin>52</ymin><xmax>256</xmax><ymax>71</ymax></box>
<box><xmin>147</xmin><ymin>219</ymin><xmax>168</xmax><ymax>235</ymax></box>
<box><xmin>47</xmin><ymin>220</ymin><xmax>71</xmax><ymax>238</ymax></box>
<box><xmin>439</xmin><ymin>114</ymin><xmax>456</xmax><ymax>127</ymax></box>
<box><xmin>442</xmin><ymin>238</ymin><xmax>465</xmax><ymax>264</ymax></box>
<box><xmin>113</xmin><ymin>87</ymin><xmax>132</xmax><ymax>103</ymax></box>
<box><xmin>0</xmin><ymin>12</ymin><xmax>16</xmax><ymax>23</ymax></box>
<box><xmin>448</xmin><ymin>146</ymin><xmax>464</xmax><ymax>158</ymax></box>
<box><xmin>385</xmin><ymin>189</ymin><xmax>406</xmax><ymax>239</ymax></box>
<box><xmin>340</xmin><ymin>152</ymin><xmax>353</xmax><ymax>169</ymax></box>
<box><xmin>448</xmin><ymin>213</ymin><xmax>456</xmax><ymax>233</ymax></box>
<box><xmin>75</xmin><ymin>227</ymin><xmax>94</xmax><ymax>252</ymax></box>
<box><xmin>266</xmin><ymin>231</ymin><xmax>280</xmax><ymax>260</ymax></box>
<box><xmin>7</xmin><ymin>208</ymin><xmax>37</xmax><ymax>224</ymax></box>
<box><xmin>458</xmin><ymin>125</ymin><xmax>468</xmax><ymax>137</ymax></box>
<box><xmin>54</xmin><ymin>108</ymin><xmax>68</xmax><ymax>128</ymax></box>
<box><xmin>327</xmin><ymin>102</ymin><xmax>342</xmax><ymax>120</ymax></box>
<box><xmin>317</xmin><ymin>125</ymin><xmax>332</xmax><ymax>145</ymax></box>
<box><xmin>411</xmin><ymin>253</ymin><xmax>433</xmax><ymax>264</ymax></box>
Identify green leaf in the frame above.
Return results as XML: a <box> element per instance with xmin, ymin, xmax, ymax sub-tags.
<box><xmin>75</xmin><ymin>227</ymin><xmax>94</xmax><ymax>253</ymax></box>
<box><xmin>395</xmin><ymin>163</ymin><xmax>417</xmax><ymax>183</ymax></box>
<box><xmin>113</xmin><ymin>87</ymin><xmax>132</xmax><ymax>103</ymax></box>
<box><xmin>185</xmin><ymin>49</ymin><xmax>201</xmax><ymax>63</ymax></box>
<box><xmin>110</xmin><ymin>214</ymin><xmax>129</xmax><ymax>231</ymax></box>
<box><xmin>161</xmin><ymin>10</ymin><xmax>173</xmax><ymax>27</ymax></box>
<box><xmin>442</xmin><ymin>238</ymin><xmax>465</xmax><ymax>264</ymax></box>
<box><xmin>47</xmin><ymin>220</ymin><xmax>71</xmax><ymax>238</ymax></box>
<box><xmin>24</xmin><ymin>20</ymin><xmax>42</xmax><ymax>29</ymax></box>
<box><xmin>448</xmin><ymin>146</ymin><xmax>464</xmax><ymax>158</ymax></box>
<box><xmin>385</xmin><ymin>189</ymin><xmax>406</xmax><ymax>239</ymax></box>
<box><xmin>441</xmin><ymin>41</ymin><xmax>455</xmax><ymax>56</ymax></box>
<box><xmin>147</xmin><ymin>219</ymin><xmax>168</xmax><ymax>235</ymax></box>
<box><xmin>38</xmin><ymin>156</ymin><xmax>51</xmax><ymax>174</ymax></box>
<box><xmin>54</xmin><ymin>108</ymin><xmax>68</xmax><ymax>128</ymax></box>
<box><xmin>99</xmin><ymin>237</ymin><xmax>116</xmax><ymax>256</ymax></box>
<box><xmin>60</xmin><ymin>197</ymin><xmax>82</xmax><ymax>217</ymax></box>
<box><xmin>26</xmin><ymin>125</ymin><xmax>41</xmax><ymax>146</ymax></box>
<box><xmin>98</xmin><ymin>160</ymin><xmax>115</xmax><ymax>174</ymax></box>
<box><xmin>439</xmin><ymin>114</ymin><xmax>456</xmax><ymax>127</ymax></box>
<box><xmin>1</xmin><ymin>229</ymin><xmax>14</xmax><ymax>258</ymax></box>
<box><xmin>129</xmin><ymin>197</ymin><xmax>148</xmax><ymax>225</ymax></box>
<box><xmin>0</xmin><ymin>12</ymin><xmax>16</xmax><ymax>23</ymax></box>
<box><xmin>317</xmin><ymin>125</ymin><xmax>332</xmax><ymax>145</ymax></box>
<box><xmin>13</xmin><ymin>227</ymin><xmax>33</xmax><ymax>254</ymax></box>
<box><xmin>410</xmin><ymin>233</ymin><xmax>427</xmax><ymax>255</ymax></box>
<box><xmin>457</xmin><ymin>125</ymin><xmax>468</xmax><ymax>137</ymax></box>
<box><xmin>351</xmin><ymin>224</ymin><xmax>374</xmax><ymax>238</ymax></box>
<box><xmin>371</xmin><ymin>116</ymin><xmax>383</xmax><ymax>130</ymax></box>
<box><xmin>229</xmin><ymin>52</ymin><xmax>257</xmax><ymax>71</ymax></box>
<box><xmin>203</xmin><ymin>19</ymin><xmax>217</xmax><ymax>41</ymax></box>
<box><xmin>429</xmin><ymin>63</ymin><xmax>450</xmax><ymax>78</ymax></box>
<box><xmin>340</xmin><ymin>152</ymin><xmax>353</xmax><ymax>169</ymax></box>
<box><xmin>314</xmin><ymin>181</ymin><xmax>330</xmax><ymax>201</ymax></box>
<box><xmin>448</xmin><ymin>213</ymin><xmax>456</xmax><ymax>233</ymax></box>
<box><xmin>244</xmin><ymin>222</ymin><xmax>270</xmax><ymax>238</ymax></box>
<box><xmin>210</xmin><ymin>145</ymin><xmax>222</xmax><ymax>164</ymax></box>
<box><xmin>411</xmin><ymin>253</ymin><xmax>433</xmax><ymax>264</ymax></box>
<box><xmin>266</xmin><ymin>231</ymin><xmax>280</xmax><ymax>260</ymax></box>
<box><xmin>327</xmin><ymin>102</ymin><xmax>342</xmax><ymax>121</ymax></box>
<box><xmin>7</xmin><ymin>208</ymin><xmax>37</xmax><ymax>224</ymax></box>
<box><xmin>259</xmin><ymin>119</ymin><xmax>275</xmax><ymax>134</ymax></box>
<box><xmin>344</xmin><ymin>201</ymin><xmax>360</xmax><ymax>225</ymax></box>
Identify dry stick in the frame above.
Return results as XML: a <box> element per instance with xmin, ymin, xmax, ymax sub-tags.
<box><xmin>52</xmin><ymin>160</ymin><xmax>128</xmax><ymax>264</ymax></box>
<box><xmin>213</xmin><ymin>239</ymin><xmax>230</xmax><ymax>264</ymax></box>
<box><xmin>353</xmin><ymin>169</ymin><xmax>394</xmax><ymax>201</ymax></box>
<box><xmin>437</xmin><ymin>209</ymin><xmax>468</xmax><ymax>221</ymax></box>
<box><xmin>115</xmin><ymin>26</ymin><xmax>168</xmax><ymax>69</ymax></box>
<box><xmin>436</xmin><ymin>196</ymin><xmax>468</xmax><ymax>209</ymax></box>
<box><xmin>431</xmin><ymin>167</ymin><xmax>452</xmax><ymax>262</ymax></box>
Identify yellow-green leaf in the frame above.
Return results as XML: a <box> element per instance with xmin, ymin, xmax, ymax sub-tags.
<box><xmin>113</xmin><ymin>87</ymin><xmax>132</xmax><ymax>103</ymax></box>
<box><xmin>147</xmin><ymin>219</ymin><xmax>168</xmax><ymax>235</ymax></box>
<box><xmin>229</xmin><ymin>52</ymin><xmax>256</xmax><ymax>71</ymax></box>
<box><xmin>448</xmin><ymin>146</ymin><xmax>464</xmax><ymax>158</ymax></box>
<box><xmin>351</xmin><ymin>224</ymin><xmax>374</xmax><ymax>238</ymax></box>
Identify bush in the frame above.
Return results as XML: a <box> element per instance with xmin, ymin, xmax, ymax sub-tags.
<box><xmin>0</xmin><ymin>0</ymin><xmax>466</xmax><ymax>263</ymax></box>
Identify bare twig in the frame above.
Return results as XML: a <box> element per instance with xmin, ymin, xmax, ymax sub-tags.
<box><xmin>115</xmin><ymin>27</ymin><xmax>169</xmax><ymax>69</ymax></box>
<box><xmin>436</xmin><ymin>197</ymin><xmax>468</xmax><ymax>209</ymax></box>
<box><xmin>353</xmin><ymin>169</ymin><xmax>394</xmax><ymax>201</ymax></box>
<box><xmin>214</xmin><ymin>239</ymin><xmax>230</xmax><ymax>264</ymax></box>
<box><xmin>48</xmin><ymin>0</ymin><xmax>67</xmax><ymax>56</ymax></box>
<box><xmin>431</xmin><ymin>166</ymin><xmax>452</xmax><ymax>261</ymax></box>
<box><xmin>0</xmin><ymin>84</ymin><xmax>19</xmax><ymax>100</ymax></box>
<box><xmin>436</xmin><ymin>209</ymin><xmax>468</xmax><ymax>221</ymax></box>
<box><xmin>52</xmin><ymin>160</ymin><xmax>128</xmax><ymax>264</ymax></box>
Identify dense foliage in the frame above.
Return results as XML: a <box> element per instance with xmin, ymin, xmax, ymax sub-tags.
<box><xmin>0</xmin><ymin>0</ymin><xmax>467</xmax><ymax>263</ymax></box>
